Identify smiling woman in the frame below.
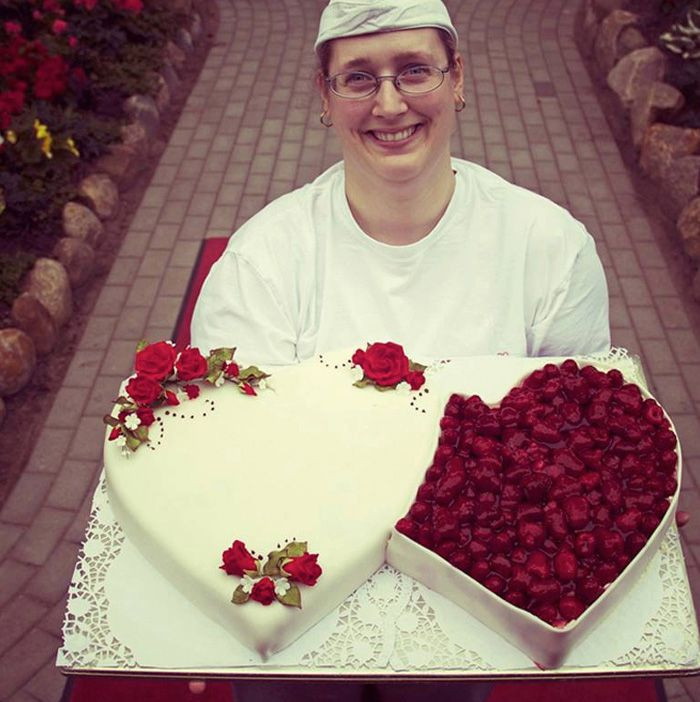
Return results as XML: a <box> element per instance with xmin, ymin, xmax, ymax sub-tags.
<box><xmin>190</xmin><ymin>2</ymin><xmax>611</xmax><ymax>700</ymax></box>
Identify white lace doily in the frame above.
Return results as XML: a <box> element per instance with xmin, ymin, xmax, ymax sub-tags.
<box><xmin>57</xmin><ymin>350</ymin><xmax>700</xmax><ymax>675</ymax></box>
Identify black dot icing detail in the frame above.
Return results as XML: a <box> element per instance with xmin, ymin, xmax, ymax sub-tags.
<box><xmin>165</xmin><ymin>411</ymin><xmax>170</xmax><ymax>415</ymax></box>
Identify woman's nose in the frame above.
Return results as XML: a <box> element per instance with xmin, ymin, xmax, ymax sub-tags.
<box><xmin>371</xmin><ymin>79</ymin><xmax>408</xmax><ymax>117</ymax></box>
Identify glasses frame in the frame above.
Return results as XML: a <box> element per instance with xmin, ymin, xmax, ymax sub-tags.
<box><xmin>325</xmin><ymin>65</ymin><xmax>451</xmax><ymax>100</ymax></box>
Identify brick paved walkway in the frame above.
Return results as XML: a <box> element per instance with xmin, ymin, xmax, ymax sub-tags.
<box><xmin>1</xmin><ymin>0</ymin><xmax>699</xmax><ymax>699</ymax></box>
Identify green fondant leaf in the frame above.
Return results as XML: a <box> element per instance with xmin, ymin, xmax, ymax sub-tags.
<box><xmin>135</xmin><ymin>339</ymin><xmax>148</xmax><ymax>353</ymax></box>
<box><xmin>232</xmin><ymin>585</ymin><xmax>250</xmax><ymax>605</ymax></box>
<box><xmin>277</xmin><ymin>584</ymin><xmax>302</xmax><ymax>608</ymax></box>
<box><xmin>125</xmin><ymin>434</ymin><xmax>141</xmax><ymax>451</ymax></box>
<box><xmin>353</xmin><ymin>378</ymin><xmax>370</xmax><ymax>388</ymax></box>
<box><xmin>285</xmin><ymin>541</ymin><xmax>307</xmax><ymax>557</ymax></box>
<box><xmin>135</xmin><ymin>425</ymin><xmax>149</xmax><ymax>442</ymax></box>
<box><xmin>238</xmin><ymin>365</ymin><xmax>270</xmax><ymax>381</ymax></box>
<box><xmin>409</xmin><ymin>360</ymin><xmax>427</xmax><ymax>373</ymax></box>
<box><xmin>262</xmin><ymin>549</ymin><xmax>286</xmax><ymax>576</ymax></box>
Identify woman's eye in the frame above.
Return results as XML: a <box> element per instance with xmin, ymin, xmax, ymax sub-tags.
<box><xmin>403</xmin><ymin>65</ymin><xmax>430</xmax><ymax>77</ymax></box>
<box><xmin>346</xmin><ymin>72</ymin><xmax>372</xmax><ymax>84</ymax></box>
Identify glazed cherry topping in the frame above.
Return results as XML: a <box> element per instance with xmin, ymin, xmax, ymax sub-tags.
<box><xmin>396</xmin><ymin>360</ymin><xmax>678</xmax><ymax>627</ymax></box>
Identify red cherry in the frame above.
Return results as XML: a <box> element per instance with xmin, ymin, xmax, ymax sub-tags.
<box><xmin>449</xmin><ymin>550</ymin><xmax>471</xmax><ymax>572</ymax></box>
<box><xmin>505</xmin><ymin>590</ymin><xmax>527</xmax><ymax>608</ymax></box>
<box><xmin>528</xmin><ymin>577</ymin><xmax>561</xmax><ymax>603</ymax></box>
<box><xmin>484</xmin><ymin>574</ymin><xmax>506</xmax><ymax>594</ymax></box>
<box><xmin>395</xmin><ymin>518</ymin><xmax>418</xmax><ymax>539</ymax></box>
<box><xmin>410</xmin><ymin>502</ymin><xmax>432</xmax><ymax>523</ymax></box>
<box><xmin>625</xmin><ymin>531</ymin><xmax>647</xmax><ymax>556</ymax></box>
<box><xmin>435</xmin><ymin>540</ymin><xmax>458</xmax><ymax>559</ymax></box>
<box><xmin>518</xmin><ymin>520</ymin><xmax>546</xmax><ymax>549</ymax></box>
<box><xmin>526</xmin><ymin>551</ymin><xmax>551</xmax><ymax>579</ymax></box>
<box><xmin>417</xmin><ymin>482</ymin><xmax>436</xmax><ymax>502</ymax></box>
<box><xmin>531</xmin><ymin>602</ymin><xmax>559</xmax><ymax>625</ymax></box>
<box><xmin>469</xmin><ymin>559</ymin><xmax>490</xmax><ymax>582</ymax></box>
<box><xmin>559</xmin><ymin>594</ymin><xmax>585</xmax><ymax>621</ymax></box>
<box><xmin>574</xmin><ymin>532</ymin><xmax>597</xmax><ymax>558</ymax></box>
<box><xmin>553</xmin><ymin>548</ymin><xmax>578</xmax><ymax>581</ymax></box>
<box><xmin>563</xmin><ymin>495</ymin><xmax>590</xmax><ymax>530</ymax></box>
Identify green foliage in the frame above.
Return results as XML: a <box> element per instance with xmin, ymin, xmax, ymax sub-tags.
<box><xmin>0</xmin><ymin>251</ymin><xmax>36</xmax><ymax>306</ymax></box>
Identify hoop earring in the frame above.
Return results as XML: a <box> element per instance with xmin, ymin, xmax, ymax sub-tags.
<box><xmin>455</xmin><ymin>95</ymin><xmax>466</xmax><ymax>112</ymax></box>
<box><xmin>320</xmin><ymin>111</ymin><xmax>333</xmax><ymax>127</ymax></box>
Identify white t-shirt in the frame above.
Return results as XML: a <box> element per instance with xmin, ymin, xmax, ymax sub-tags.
<box><xmin>191</xmin><ymin>159</ymin><xmax>610</xmax><ymax>365</ymax></box>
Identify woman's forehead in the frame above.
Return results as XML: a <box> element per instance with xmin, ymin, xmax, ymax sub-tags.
<box><xmin>328</xmin><ymin>27</ymin><xmax>446</xmax><ymax>70</ymax></box>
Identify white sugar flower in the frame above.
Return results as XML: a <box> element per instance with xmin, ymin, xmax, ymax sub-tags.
<box><xmin>115</xmin><ymin>435</ymin><xmax>127</xmax><ymax>448</ymax></box>
<box><xmin>214</xmin><ymin>373</ymin><xmax>225</xmax><ymax>388</ymax></box>
<box><xmin>124</xmin><ymin>414</ymin><xmax>141</xmax><ymax>431</ymax></box>
<box><xmin>177</xmin><ymin>390</ymin><xmax>189</xmax><ymax>403</ymax></box>
<box><xmin>120</xmin><ymin>445</ymin><xmax>132</xmax><ymax>459</ymax></box>
<box><xmin>258</xmin><ymin>378</ymin><xmax>270</xmax><ymax>392</ymax></box>
<box><xmin>241</xmin><ymin>574</ymin><xmax>256</xmax><ymax>594</ymax></box>
<box><xmin>274</xmin><ymin>577</ymin><xmax>290</xmax><ymax>596</ymax></box>
<box><xmin>396</xmin><ymin>381</ymin><xmax>410</xmax><ymax>395</ymax></box>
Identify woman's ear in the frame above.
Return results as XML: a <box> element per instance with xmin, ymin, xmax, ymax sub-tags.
<box><xmin>451</xmin><ymin>52</ymin><xmax>465</xmax><ymax>101</ymax></box>
<box><xmin>316</xmin><ymin>70</ymin><xmax>331</xmax><ymax>118</ymax></box>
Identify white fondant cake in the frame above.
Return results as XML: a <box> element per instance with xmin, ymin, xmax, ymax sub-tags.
<box><xmin>104</xmin><ymin>350</ymin><xmax>680</xmax><ymax>666</ymax></box>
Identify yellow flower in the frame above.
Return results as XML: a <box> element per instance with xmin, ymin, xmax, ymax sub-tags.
<box><xmin>5</xmin><ymin>130</ymin><xmax>17</xmax><ymax>144</ymax></box>
<box><xmin>65</xmin><ymin>137</ymin><xmax>80</xmax><ymax>158</ymax></box>
<box><xmin>33</xmin><ymin>119</ymin><xmax>53</xmax><ymax>159</ymax></box>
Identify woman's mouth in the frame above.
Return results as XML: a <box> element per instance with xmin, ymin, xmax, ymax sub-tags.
<box><xmin>367</xmin><ymin>124</ymin><xmax>420</xmax><ymax>143</ymax></box>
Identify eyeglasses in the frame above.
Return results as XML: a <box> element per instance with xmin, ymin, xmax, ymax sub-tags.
<box><xmin>326</xmin><ymin>65</ymin><xmax>450</xmax><ymax>99</ymax></box>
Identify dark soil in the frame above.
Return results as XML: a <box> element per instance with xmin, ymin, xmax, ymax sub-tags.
<box><xmin>0</xmin><ymin>1</ymin><xmax>219</xmax><ymax>507</ymax></box>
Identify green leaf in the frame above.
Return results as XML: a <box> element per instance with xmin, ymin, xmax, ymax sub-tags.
<box><xmin>136</xmin><ymin>339</ymin><xmax>148</xmax><ymax>353</ymax></box>
<box><xmin>277</xmin><ymin>584</ymin><xmax>302</xmax><ymax>608</ymax></box>
<box><xmin>135</xmin><ymin>425</ymin><xmax>149</xmax><ymax>442</ymax></box>
<box><xmin>353</xmin><ymin>378</ymin><xmax>370</xmax><ymax>388</ymax></box>
<box><xmin>205</xmin><ymin>370</ymin><xmax>223</xmax><ymax>386</ymax></box>
<box><xmin>238</xmin><ymin>365</ymin><xmax>270</xmax><ymax>381</ymax></box>
<box><xmin>103</xmin><ymin>415</ymin><xmax>119</xmax><ymax>427</ymax></box>
<box><xmin>262</xmin><ymin>549</ymin><xmax>286</xmax><ymax>577</ymax></box>
<box><xmin>125</xmin><ymin>434</ymin><xmax>142</xmax><ymax>451</ymax></box>
<box><xmin>409</xmin><ymin>360</ymin><xmax>427</xmax><ymax>373</ymax></box>
<box><xmin>232</xmin><ymin>585</ymin><xmax>250</xmax><ymax>605</ymax></box>
<box><xmin>284</xmin><ymin>541</ymin><xmax>307</xmax><ymax>558</ymax></box>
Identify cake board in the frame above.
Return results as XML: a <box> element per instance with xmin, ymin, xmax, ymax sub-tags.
<box><xmin>56</xmin><ymin>350</ymin><xmax>700</xmax><ymax>680</ymax></box>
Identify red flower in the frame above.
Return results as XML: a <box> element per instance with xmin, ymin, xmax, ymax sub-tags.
<box><xmin>184</xmin><ymin>384</ymin><xmax>200</xmax><ymax>400</ymax></box>
<box><xmin>0</xmin><ymin>86</ymin><xmax>26</xmax><ymax>129</ymax></box>
<box><xmin>220</xmin><ymin>540</ymin><xmax>258</xmax><ymax>576</ymax></box>
<box><xmin>406</xmin><ymin>370</ymin><xmax>425</xmax><ymax>391</ymax></box>
<box><xmin>241</xmin><ymin>382</ymin><xmax>256</xmax><ymax>396</ymax></box>
<box><xmin>224</xmin><ymin>362</ymin><xmax>239</xmax><ymax>378</ymax></box>
<box><xmin>250</xmin><ymin>577</ymin><xmax>276</xmax><ymax>605</ymax></box>
<box><xmin>126</xmin><ymin>375</ymin><xmax>162</xmax><ymax>406</ymax></box>
<box><xmin>68</xmin><ymin>36</ymin><xmax>77</xmax><ymax>48</ymax></box>
<box><xmin>113</xmin><ymin>0</ymin><xmax>143</xmax><ymax>12</ymax></box>
<box><xmin>134</xmin><ymin>341</ymin><xmax>177</xmax><ymax>381</ymax></box>
<box><xmin>353</xmin><ymin>342</ymin><xmax>409</xmax><ymax>387</ymax></box>
<box><xmin>34</xmin><ymin>55</ymin><xmax>69</xmax><ymax>100</ymax></box>
<box><xmin>3</xmin><ymin>22</ymin><xmax>22</xmax><ymax>36</ymax></box>
<box><xmin>136</xmin><ymin>407</ymin><xmax>155</xmax><ymax>427</ymax></box>
<box><xmin>282</xmin><ymin>553</ymin><xmax>322</xmax><ymax>586</ymax></box>
<box><xmin>52</xmin><ymin>19</ymin><xmax>68</xmax><ymax>34</ymax></box>
<box><xmin>165</xmin><ymin>390</ymin><xmax>180</xmax><ymax>406</ymax></box>
<box><xmin>74</xmin><ymin>0</ymin><xmax>98</xmax><ymax>9</ymax></box>
<box><xmin>108</xmin><ymin>426</ymin><xmax>122</xmax><ymax>441</ymax></box>
<box><xmin>175</xmin><ymin>347</ymin><xmax>208</xmax><ymax>381</ymax></box>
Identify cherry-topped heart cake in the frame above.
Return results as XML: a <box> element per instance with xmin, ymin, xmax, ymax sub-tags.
<box><xmin>103</xmin><ymin>345</ymin><xmax>680</xmax><ymax>667</ymax></box>
<box><xmin>387</xmin><ymin>359</ymin><xmax>680</xmax><ymax>668</ymax></box>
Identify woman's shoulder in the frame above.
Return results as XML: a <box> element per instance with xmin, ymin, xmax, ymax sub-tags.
<box><xmin>223</xmin><ymin>162</ymin><xmax>344</xmax><ymax>259</ymax></box>
<box><xmin>452</xmin><ymin>157</ymin><xmax>589</xmax><ymax>245</ymax></box>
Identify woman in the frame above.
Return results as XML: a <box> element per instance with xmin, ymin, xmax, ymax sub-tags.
<box><xmin>189</xmin><ymin>1</ymin><xmax>610</xmax><ymax>699</ymax></box>
<box><xmin>190</xmin><ymin>0</ymin><xmax>610</xmax><ymax>366</ymax></box>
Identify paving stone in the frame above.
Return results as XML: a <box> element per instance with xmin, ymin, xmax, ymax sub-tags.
<box><xmin>0</xmin><ymin>627</ymin><xmax>60</xmax><ymax>699</ymax></box>
<box><xmin>150</xmin><ymin>223</ymin><xmax>181</xmax><ymax>249</ymax></box>
<box><xmin>147</xmin><ymin>296</ymin><xmax>183</xmax><ymax>328</ymax></box>
<box><xmin>619</xmin><ymin>276</ymin><xmax>653</xmax><ymax>307</ymax></box>
<box><xmin>667</xmin><ymin>328</ymin><xmax>700</xmax><ymax>361</ymax></box>
<box><xmin>160</xmin><ymin>266</ymin><xmax>193</xmax><ymax>297</ymax></box>
<box><xmin>628</xmin><ymin>306</ymin><xmax>665</xmax><ymax>339</ymax></box>
<box><xmin>64</xmin><ymin>489</ymin><xmax>95</xmax><ymax>545</ymax></box>
<box><xmin>25</xmin><ymin>429</ymin><xmax>73</xmax><ymax>474</ymax></box>
<box><xmin>0</xmin><ymin>559</ymin><xmax>34</xmax><ymax>607</ymax></box>
<box><xmin>136</xmin><ymin>249</ymin><xmax>171</xmax><ymax>278</ymax></box>
<box><xmin>680</xmin><ymin>364</ymin><xmax>700</xmax><ymax>402</ymax></box>
<box><xmin>0</xmin><ymin>522</ymin><xmax>23</xmax><ymax>560</ymax></box>
<box><xmin>61</xmin><ymin>350</ymin><xmax>104</xmax><ymax>389</ymax></box>
<box><xmin>43</xmin><ymin>387</ymin><xmax>89</xmax><ymax>430</ymax></box>
<box><xmin>113</xmin><ymin>306</ymin><xmax>150</xmax><ymax>341</ymax></box>
<box><xmin>654</xmin><ymin>375</ymin><xmax>696</xmax><ymax>415</ymax></box>
<box><xmin>46</xmin><ymin>459</ymin><xmax>100</xmax><ymax>511</ymax></box>
<box><xmin>125</xmin><ymin>277</ymin><xmax>160</xmax><ymax>307</ymax></box>
<box><xmin>100</xmin><ymin>340</ymin><xmax>139</xmax><ymax>377</ymax></box>
<box><xmin>78</xmin><ymin>315</ymin><xmax>116</xmax><ymax>351</ymax></box>
<box><xmin>67</xmin><ymin>416</ymin><xmax>106</xmax><ymax>462</ymax></box>
<box><xmin>170</xmin><ymin>240</ymin><xmax>202</xmax><ymax>267</ymax></box>
<box><xmin>180</xmin><ymin>214</ymin><xmax>208</xmax><ymax>240</ymax></box>
<box><xmin>24</xmin><ymin>540</ymin><xmax>80</xmax><ymax>604</ymax></box>
<box><xmin>672</xmin><ymin>414</ymin><xmax>700</xmax><ymax>458</ymax></box>
<box><xmin>92</xmin><ymin>285</ymin><xmax>129</xmax><ymax>317</ymax></box>
<box><xmin>11</xmin><ymin>507</ymin><xmax>74</xmax><ymax>566</ymax></box>
<box><xmin>0</xmin><ymin>473</ymin><xmax>53</xmax><ymax>525</ymax></box>
<box><xmin>0</xmin><ymin>594</ymin><xmax>49</xmax><ymax>656</ymax></box>
<box><xmin>39</xmin><ymin>590</ymin><xmax>69</xmax><ymax>637</ymax></box>
<box><xmin>23</xmin><ymin>657</ymin><xmax>67</xmax><ymax>702</ymax></box>
<box><xmin>160</xmin><ymin>201</ymin><xmax>189</xmax><ymax>225</ymax></box>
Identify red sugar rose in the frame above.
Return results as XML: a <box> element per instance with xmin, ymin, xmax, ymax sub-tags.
<box><xmin>165</xmin><ymin>390</ymin><xmax>180</xmax><ymax>406</ymax></box>
<box><xmin>355</xmin><ymin>342</ymin><xmax>410</xmax><ymax>387</ymax></box>
<box><xmin>224</xmin><ymin>362</ymin><xmax>239</xmax><ymax>378</ymax></box>
<box><xmin>184</xmin><ymin>384</ymin><xmax>200</xmax><ymax>400</ymax></box>
<box><xmin>126</xmin><ymin>375</ymin><xmax>161</xmax><ymax>406</ymax></box>
<box><xmin>135</xmin><ymin>341</ymin><xmax>176</xmax><ymax>381</ymax></box>
<box><xmin>282</xmin><ymin>553</ymin><xmax>322</xmax><ymax>586</ymax></box>
<box><xmin>406</xmin><ymin>370</ymin><xmax>426</xmax><ymax>390</ymax></box>
<box><xmin>136</xmin><ymin>407</ymin><xmax>155</xmax><ymax>427</ymax></box>
<box><xmin>220</xmin><ymin>540</ymin><xmax>258</xmax><ymax>576</ymax></box>
<box><xmin>250</xmin><ymin>577</ymin><xmax>276</xmax><ymax>605</ymax></box>
<box><xmin>176</xmin><ymin>347</ymin><xmax>208</xmax><ymax>381</ymax></box>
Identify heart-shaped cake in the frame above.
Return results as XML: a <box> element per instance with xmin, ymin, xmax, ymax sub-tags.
<box><xmin>387</xmin><ymin>359</ymin><xmax>680</xmax><ymax>668</ymax></box>
<box><xmin>104</xmin><ymin>350</ymin><xmax>680</xmax><ymax>665</ymax></box>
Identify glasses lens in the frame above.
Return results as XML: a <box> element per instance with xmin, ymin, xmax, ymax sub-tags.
<box><xmin>331</xmin><ymin>71</ymin><xmax>377</xmax><ymax>98</ymax></box>
<box><xmin>397</xmin><ymin>66</ymin><xmax>444</xmax><ymax>94</ymax></box>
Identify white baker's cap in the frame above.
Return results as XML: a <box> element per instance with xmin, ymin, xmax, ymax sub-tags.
<box><xmin>314</xmin><ymin>0</ymin><xmax>458</xmax><ymax>54</ymax></box>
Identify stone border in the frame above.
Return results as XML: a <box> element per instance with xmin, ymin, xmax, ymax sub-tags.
<box><xmin>0</xmin><ymin>0</ymin><xmax>211</xmax><ymax>430</ymax></box>
<box><xmin>578</xmin><ymin>0</ymin><xmax>700</xmax><ymax>300</ymax></box>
